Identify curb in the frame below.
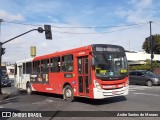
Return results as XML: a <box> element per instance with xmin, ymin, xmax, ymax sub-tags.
<box><xmin>0</xmin><ymin>88</ymin><xmax>20</xmax><ymax>101</ymax></box>
<box><xmin>8</xmin><ymin>90</ymin><xmax>20</xmax><ymax>97</ymax></box>
<box><xmin>0</xmin><ymin>94</ymin><xmax>10</xmax><ymax>101</ymax></box>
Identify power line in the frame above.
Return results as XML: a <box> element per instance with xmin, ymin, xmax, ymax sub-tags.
<box><xmin>153</xmin><ymin>22</ymin><xmax>160</xmax><ymax>26</ymax></box>
<box><xmin>3</xmin><ymin>20</ymin><xmax>147</xmax><ymax>29</ymax></box>
<box><xmin>53</xmin><ymin>24</ymin><xmax>147</xmax><ymax>34</ymax></box>
<box><xmin>4</xmin><ymin>21</ymin><xmax>42</xmax><ymax>27</ymax></box>
<box><xmin>152</xmin><ymin>20</ymin><xmax>160</xmax><ymax>24</ymax></box>
<box><xmin>51</xmin><ymin>23</ymin><xmax>146</xmax><ymax>29</ymax></box>
<box><xmin>1</xmin><ymin>20</ymin><xmax>148</xmax><ymax>34</ymax></box>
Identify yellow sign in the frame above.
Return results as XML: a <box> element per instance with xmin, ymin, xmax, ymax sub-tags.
<box><xmin>100</xmin><ymin>70</ymin><xmax>107</xmax><ymax>74</ymax></box>
<box><xmin>120</xmin><ymin>69</ymin><xmax>127</xmax><ymax>73</ymax></box>
<box><xmin>30</xmin><ymin>46</ymin><xmax>36</xmax><ymax>58</ymax></box>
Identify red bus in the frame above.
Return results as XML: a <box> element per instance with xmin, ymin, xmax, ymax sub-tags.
<box><xmin>15</xmin><ymin>44</ymin><xmax>129</xmax><ymax>101</ymax></box>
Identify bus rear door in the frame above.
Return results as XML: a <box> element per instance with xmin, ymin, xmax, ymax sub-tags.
<box><xmin>17</xmin><ymin>65</ymin><xmax>23</xmax><ymax>88</ymax></box>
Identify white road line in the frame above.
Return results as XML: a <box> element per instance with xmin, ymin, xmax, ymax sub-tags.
<box><xmin>129</xmin><ymin>90</ymin><xmax>136</xmax><ymax>91</ymax></box>
<box><xmin>133</xmin><ymin>92</ymin><xmax>160</xmax><ymax>97</ymax></box>
<box><xmin>129</xmin><ymin>88</ymin><xmax>145</xmax><ymax>90</ymax></box>
<box><xmin>129</xmin><ymin>86</ymin><xmax>152</xmax><ymax>91</ymax></box>
<box><xmin>129</xmin><ymin>86</ymin><xmax>150</xmax><ymax>89</ymax></box>
<box><xmin>129</xmin><ymin>88</ymin><xmax>146</xmax><ymax>90</ymax></box>
<box><xmin>0</xmin><ymin>106</ymin><xmax>3</xmax><ymax>108</ymax></box>
<box><xmin>32</xmin><ymin>99</ymin><xmax>54</xmax><ymax>105</ymax></box>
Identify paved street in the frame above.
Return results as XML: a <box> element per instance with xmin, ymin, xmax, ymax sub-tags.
<box><xmin>0</xmin><ymin>85</ymin><xmax>160</xmax><ymax>120</ymax></box>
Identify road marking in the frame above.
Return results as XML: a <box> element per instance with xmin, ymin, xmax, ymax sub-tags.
<box><xmin>129</xmin><ymin>88</ymin><xmax>145</xmax><ymax>90</ymax></box>
<box><xmin>133</xmin><ymin>92</ymin><xmax>160</xmax><ymax>97</ymax></box>
<box><xmin>129</xmin><ymin>88</ymin><xmax>146</xmax><ymax>91</ymax></box>
<box><xmin>32</xmin><ymin>99</ymin><xmax>54</xmax><ymax>105</ymax></box>
<box><xmin>129</xmin><ymin>90</ymin><xmax>136</xmax><ymax>91</ymax></box>
<box><xmin>0</xmin><ymin>106</ymin><xmax>3</xmax><ymax>108</ymax></box>
<box><xmin>129</xmin><ymin>86</ymin><xmax>153</xmax><ymax>91</ymax></box>
<box><xmin>130</xmin><ymin>86</ymin><xmax>150</xmax><ymax>89</ymax></box>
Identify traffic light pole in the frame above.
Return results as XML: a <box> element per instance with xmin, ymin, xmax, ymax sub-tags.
<box><xmin>0</xmin><ymin>28</ymin><xmax>44</xmax><ymax>94</ymax></box>
<box><xmin>0</xmin><ymin>42</ymin><xmax>2</xmax><ymax>94</ymax></box>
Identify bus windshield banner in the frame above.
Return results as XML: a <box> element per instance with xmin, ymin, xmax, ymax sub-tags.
<box><xmin>92</xmin><ymin>44</ymin><xmax>124</xmax><ymax>53</ymax></box>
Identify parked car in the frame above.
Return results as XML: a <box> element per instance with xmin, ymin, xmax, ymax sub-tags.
<box><xmin>129</xmin><ymin>70</ymin><xmax>160</xmax><ymax>86</ymax></box>
<box><xmin>1</xmin><ymin>79</ymin><xmax>11</xmax><ymax>87</ymax></box>
<box><xmin>0</xmin><ymin>67</ymin><xmax>11</xmax><ymax>87</ymax></box>
<box><xmin>1</xmin><ymin>66</ymin><xmax>9</xmax><ymax>80</ymax></box>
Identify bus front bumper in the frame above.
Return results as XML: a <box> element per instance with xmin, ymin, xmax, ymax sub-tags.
<box><xmin>93</xmin><ymin>86</ymin><xmax>129</xmax><ymax>99</ymax></box>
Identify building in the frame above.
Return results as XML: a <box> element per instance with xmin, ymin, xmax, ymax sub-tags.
<box><xmin>6</xmin><ymin>65</ymin><xmax>15</xmax><ymax>79</ymax></box>
<box><xmin>126</xmin><ymin>51</ymin><xmax>160</xmax><ymax>65</ymax></box>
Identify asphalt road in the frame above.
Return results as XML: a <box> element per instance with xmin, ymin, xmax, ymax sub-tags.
<box><xmin>0</xmin><ymin>85</ymin><xmax>160</xmax><ymax>120</ymax></box>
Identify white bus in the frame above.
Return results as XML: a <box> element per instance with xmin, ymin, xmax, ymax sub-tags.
<box><xmin>15</xmin><ymin>58</ymin><xmax>33</xmax><ymax>90</ymax></box>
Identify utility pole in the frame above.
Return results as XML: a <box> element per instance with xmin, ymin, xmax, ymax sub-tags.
<box><xmin>149</xmin><ymin>21</ymin><xmax>154</xmax><ymax>72</ymax></box>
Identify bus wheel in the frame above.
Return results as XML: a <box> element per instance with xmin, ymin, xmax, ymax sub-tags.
<box><xmin>26</xmin><ymin>83</ymin><xmax>32</xmax><ymax>95</ymax></box>
<box><xmin>63</xmin><ymin>85</ymin><xmax>74</xmax><ymax>102</ymax></box>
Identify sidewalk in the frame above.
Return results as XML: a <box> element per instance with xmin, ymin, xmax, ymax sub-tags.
<box><xmin>0</xmin><ymin>86</ymin><xmax>19</xmax><ymax>101</ymax></box>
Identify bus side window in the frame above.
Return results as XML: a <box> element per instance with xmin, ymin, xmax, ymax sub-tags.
<box><xmin>26</xmin><ymin>62</ymin><xmax>32</xmax><ymax>74</ymax></box>
<box><xmin>33</xmin><ymin>61</ymin><xmax>40</xmax><ymax>74</ymax></box>
<box><xmin>23</xmin><ymin>63</ymin><xmax>26</xmax><ymax>74</ymax></box>
<box><xmin>78</xmin><ymin>58</ymin><xmax>82</xmax><ymax>74</ymax></box>
<box><xmin>14</xmin><ymin>64</ymin><xmax>17</xmax><ymax>75</ymax></box>
<box><xmin>50</xmin><ymin>57</ymin><xmax>60</xmax><ymax>72</ymax></box>
<box><xmin>41</xmin><ymin>59</ymin><xmax>49</xmax><ymax>73</ymax></box>
<box><xmin>62</xmin><ymin>55</ymin><xmax>73</xmax><ymax>72</ymax></box>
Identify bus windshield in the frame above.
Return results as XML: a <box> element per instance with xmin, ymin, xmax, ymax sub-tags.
<box><xmin>94</xmin><ymin>53</ymin><xmax>128</xmax><ymax>80</ymax></box>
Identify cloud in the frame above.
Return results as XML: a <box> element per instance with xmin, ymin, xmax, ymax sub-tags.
<box><xmin>129</xmin><ymin>0</ymin><xmax>152</xmax><ymax>9</ymax></box>
<box><xmin>1</xmin><ymin>0</ymin><xmax>160</xmax><ymax>63</ymax></box>
<box><xmin>48</xmin><ymin>16</ymin><xmax>59</xmax><ymax>22</ymax></box>
<box><xmin>0</xmin><ymin>10</ymin><xmax>25</xmax><ymax>21</ymax></box>
<box><xmin>115</xmin><ymin>0</ymin><xmax>154</xmax><ymax>23</ymax></box>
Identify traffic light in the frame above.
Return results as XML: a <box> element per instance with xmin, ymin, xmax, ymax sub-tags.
<box><xmin>44</xmin><ymin>25</ymin><xmax>52</xmax><ymax>40</ymax></box>
<box><xmin>1</xmin><ymin>48</ymin><xmax>5</xmax><ymax>55</ymax></box>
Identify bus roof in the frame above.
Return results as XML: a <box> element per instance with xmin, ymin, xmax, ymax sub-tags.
<box><xmin>16</xmin><ymin>58</ymin><xmax>33</xmax><ymax>64</ymax></box>
<box><xmin>15</xmin><ymin>44</ymin><xmax>124</xmax><ymax>62</ymax></box>
<box><xmin>33</xmin><ymin>44</ymin><xmax>93</xmax><ymax>61</ymax></box>
<box><xmin>33</xmin><ymin>44</ymin><xmax>124</xmax><ymax>61</ymax></box>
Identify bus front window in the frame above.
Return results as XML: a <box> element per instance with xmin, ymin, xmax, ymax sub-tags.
<box><xmin>94</xmin><ymin>53</ymin><xmax>128</xmax><ymax>80</ymax></box>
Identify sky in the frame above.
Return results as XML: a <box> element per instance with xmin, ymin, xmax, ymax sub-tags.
<box><xmin>0</xmin><ymin>0</ymin><xmax>160</xmax><ymax>63</ymax></box>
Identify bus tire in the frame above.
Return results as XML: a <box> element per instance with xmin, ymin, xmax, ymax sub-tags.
<box><xmin>63</xmin><ymin>85</ymin><xmax>74</xmax><ymax>102</ymax></box>
<box><xmin>26</xmin><ymin>83</ymin><xmax>32</xmax><ymax>95</ymax></box>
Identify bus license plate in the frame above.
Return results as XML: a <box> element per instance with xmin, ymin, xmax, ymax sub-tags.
<box><xmin>112</xmin><ymin>91</ymin><xmax>118</xmax><ymax>95</ymax></box>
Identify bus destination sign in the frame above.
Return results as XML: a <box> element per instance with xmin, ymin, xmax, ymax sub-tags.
<box><xmin>94</xmin><ymin>46</ymin><xmax>123</xmax><ymax>52</ymax></box>
<box><xmin>95</xmin><ymin>47</ymin><xmax>121</xmax><ymax>52</ymax></box>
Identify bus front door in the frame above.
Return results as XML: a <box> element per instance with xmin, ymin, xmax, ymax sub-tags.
<box><xmin>77</xmin><ymin>56</ymin><xmax>90</xmax><ymax>97</ymax></box>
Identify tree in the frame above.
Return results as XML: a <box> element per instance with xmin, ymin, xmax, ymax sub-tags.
<box><xmin>129</xmin><ymin>60</ymin><xmax>160</xmax><ymax>71</ymax></box>
<box><xmin>142</xmin><ymin>34</ymin><xmax>160</xmax><ymax>54</ymax></box>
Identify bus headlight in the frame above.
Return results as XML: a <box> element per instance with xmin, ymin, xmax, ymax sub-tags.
<box><xmin>126</xmin><ymin>80</ymin><xmax>129</xmax><ymax>86</ymax></box>
<box><xmin>94</xmin><ymin>80</ymin><xmax>101</xmax><ymax>89</ymax></box>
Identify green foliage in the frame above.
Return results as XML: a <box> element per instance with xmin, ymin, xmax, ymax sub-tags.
<box><xmin>129</xmin><ymin>60</ymin><xmax>160</xmax><ymax>71</ymax></box>
<box><xmin>142</xmin><ymin>34</ymin><xmax>160</xmax><ymax>54</ymax></box>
